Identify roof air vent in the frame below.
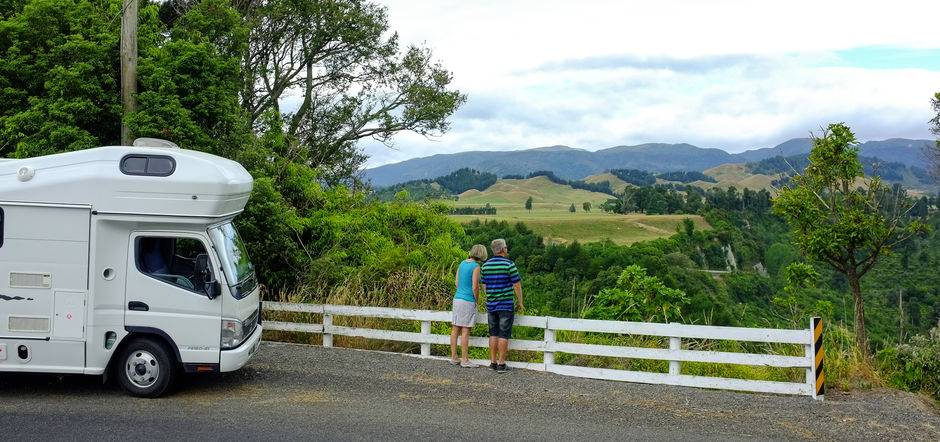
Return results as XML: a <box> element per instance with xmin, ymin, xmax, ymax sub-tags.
<box><xmin>132</xmin><ymin>138</ymin><xmax>180</xmax><ymax>149</ymax></box>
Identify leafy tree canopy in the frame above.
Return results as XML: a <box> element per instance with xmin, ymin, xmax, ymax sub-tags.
<box><xmin>773</xmin><ymin>123</ymin><xmax>927</xmax><ymax>356</ymax></box>
<box><xmin>0</xmin><ymin>0</ymin><xmax>467</xmax><ymax>292</ymax></box>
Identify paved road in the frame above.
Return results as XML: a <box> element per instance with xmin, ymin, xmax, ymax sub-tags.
<box><xmin>1</xmin><ymin>341</ymin><xmax>938</xmax><ymax>441</ymax></box>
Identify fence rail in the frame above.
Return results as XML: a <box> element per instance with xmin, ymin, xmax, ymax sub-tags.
<box><xmin>262</xmin><ymin>302</ymin><xmax>823</xmax><ymax>399</ymax></box>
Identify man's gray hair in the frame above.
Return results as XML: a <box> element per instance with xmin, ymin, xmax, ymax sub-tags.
<box><xmin>490</xmin><ymin>238</ymin><xmax>507</xmax><ymax>255</ymax></box>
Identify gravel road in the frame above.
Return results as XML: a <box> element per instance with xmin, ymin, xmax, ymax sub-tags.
<box><xmin>1</xmin><ymin>341</ymin><xmax>937</xmax><ymax>441</ymax></box>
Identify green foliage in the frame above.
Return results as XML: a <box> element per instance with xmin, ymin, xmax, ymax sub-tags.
<box><xmin>879</xmin><ymin>324</ymin><xmax>940</xmax><ymax>400</ymax></box>
<box><xmin>568</xmin><ymin>203</ymin><xmax>576</xmax><ymax>213</ymax></box>
<box><xmin>129</xmin><ymin>0</ymin><xmax>250</xmax><ymax>158</ymax></box>
<box><xmin>372</xmin><ymin>180</ymin><xmax>454</xmax><ymax>203</ymax></box>
<box><xmin>0</xmin><ymin>0</ymin><xmax>467</xmax><ymax>294</ymax></box>
<box><xmin>926</xmin><ymin>91</ymin><xmax>940</xmax><ymax>182</ymax></box>
<box><xmin>586</xmin><ymin>265</ymin><xmax>690</xmax><ymax>323</ymax></box>
<box><xmin>0</xmin><ymin>0</ymin><xmax>122</xmax><ymax>157</ymax></box>
<box><xmin>657</xmin><ymin>170</ymin><xmax>717</xmax><ymax>183</ymax></box>
<box><xmin>237</xmin><ymin>0</ymin><xmax>466</xmax><ymax>183</ymax></box>
<box><xmin>435</xmin><ymin>168</ymin><xmax>497</xmax><ymax>194</ymax></box>
<box><xmin>525</xmin><ymin>196</ymin><xmax>532</xmax><ymax>211</ymax></box>
<box><xmin>773</xmin><ymin>123</ymin><xmax>928</xmax><ymax>355</ymax></box>
<box><xmin>371</xmin><ymin>168</ymin><xmax>495</xmax><ymax>202</ymax></box>
<box><xmin>764</xmin><ymin>242</ymin><xmax>796</xmax><ymax>278</ymax></box>
<box><xmin>237</xmin><ymin>124</ymin><xmax>467</xmax><ymax>291</ymax></box>
<box><xmin>609</xmin><ymin>169</ymin><xmax>656</xmax><ymax>186</ymax></box>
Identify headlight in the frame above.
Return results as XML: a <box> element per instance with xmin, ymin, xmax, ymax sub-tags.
<box><xmin>221</xmin><ymin>319</ymin><xmax>245</xmax><ymax>349</ymax></box>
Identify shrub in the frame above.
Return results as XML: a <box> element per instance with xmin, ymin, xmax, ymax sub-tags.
<box><xmin>879</xmin><ymin>324</ymin><xmax>940</xmax><ymax>400</ymax></box>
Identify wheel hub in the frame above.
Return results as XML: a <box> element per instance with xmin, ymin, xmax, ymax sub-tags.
<box><xmin>125</xmin><ymin>350</ymin><xmax>160</xmax><ymax>388</ymax></box>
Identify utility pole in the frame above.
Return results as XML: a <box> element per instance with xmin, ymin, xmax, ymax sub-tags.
<box><xmin>120</xmin><ymin>0</ymin><xmax>138</xmax><ymax>146</ymax></box>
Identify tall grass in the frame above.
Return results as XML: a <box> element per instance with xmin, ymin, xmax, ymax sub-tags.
<box><xmin>263</xmin><ymin>264</ymin><xmax>457</xmax><ymax>352</ymax></box>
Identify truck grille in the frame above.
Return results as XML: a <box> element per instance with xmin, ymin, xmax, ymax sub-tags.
<box><xmin>243</xmin><ymin>307</ymin><xmax>259</xmax><ymax>338</ymax></box>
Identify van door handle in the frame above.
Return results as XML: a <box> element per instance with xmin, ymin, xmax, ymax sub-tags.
<box><xmin>128</xmin><ymin>301</ymin><xmax>149</xmax><ymax>311</ymax></box>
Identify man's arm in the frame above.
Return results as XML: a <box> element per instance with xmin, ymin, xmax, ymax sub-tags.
<box><xmin>513</xmin><ymin>282</ymin><xmax>523</xmax><ymax>312</ymax></box>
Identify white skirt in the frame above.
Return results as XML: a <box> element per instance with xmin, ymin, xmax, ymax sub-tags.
<box><xmin>451</xmin><ymin>299</ymin><xmax>477</xmax><ymax>327</ymax></box>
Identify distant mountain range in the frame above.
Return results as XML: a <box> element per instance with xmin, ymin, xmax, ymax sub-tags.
<box><xmin>363</xmin><ymin>138</ymin><xmax>933</xmax><ymax>188</ymax></box>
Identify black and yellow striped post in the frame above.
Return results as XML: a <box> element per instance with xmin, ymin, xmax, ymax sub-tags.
<box><xmin>810</xmin><ymin>316</ymin><xmax>824</xmax><ymax>400</ymax></box>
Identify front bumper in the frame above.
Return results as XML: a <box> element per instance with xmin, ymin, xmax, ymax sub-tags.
<box><xmin>219</xmin><ymin>323</ymin><xmax>262</xmax><ymax>372</ymax></box>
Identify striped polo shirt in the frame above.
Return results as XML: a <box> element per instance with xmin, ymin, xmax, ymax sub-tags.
<box><xmin>480</xmin><ymin>256</ymin><xmax>521</xmax><ymax>312</ymax></box>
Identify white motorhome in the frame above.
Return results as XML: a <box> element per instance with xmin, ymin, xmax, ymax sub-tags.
<box><xmin>0</xmin><ymin>139</ymin><xmax>262</xmax><ymax>397</ymax></box>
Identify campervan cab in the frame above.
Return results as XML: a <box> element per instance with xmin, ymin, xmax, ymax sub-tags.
<box><xmin>0</xmin><ymin>139</ymin><xmax>262</xmax><ymax>397</ymax></box>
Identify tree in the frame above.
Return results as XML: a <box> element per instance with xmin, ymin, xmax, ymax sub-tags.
<box><xmin>586</xmin><ymin>264</ymin><xmax>689</xmax><ymax>323</ymax></box>
<box><xmin>582</xmin><ymin>201</ymin><xmax>591</xmax><ymax>212</ymax></box>
<box><xmin>234</xmin><ymin>0</ymin><xmax>467</xmax><ymax>184</ymax></box>
<box><xmin>0</xmin><ymin>0</ymin><xmax>123</xmax><ymax>158</ymax></box>
<box><xmin>773</xmin><ymin>123</ymin><xmax>926</xmax><ymax>357</ymax></box>
<box><xmin>525</xmin><ymin>196</ymin><xmax>533</xmax><ymax>212</ymax></box>
<box><xmin>0</xmin><ymin>0</ymin><xmax>467</xmax><ymax>292</ymax></box>
<box><xmin>925</xmin><ymin>92</ymin><xmax>940</xmax><ymax>182</ymax></box>
<box><xmin>568</xmin><ymin>203</ymin><xmax>576</xmax><ymax>213</ymax></box>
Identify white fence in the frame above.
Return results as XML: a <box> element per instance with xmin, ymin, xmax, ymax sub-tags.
<box><xmin>262</xmin><ymin>302</ymin><xmax>823</xmax><ymax>399</ymax></box>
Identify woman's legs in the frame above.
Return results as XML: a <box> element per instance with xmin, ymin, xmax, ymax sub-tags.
<box><xmin>450</xmin><ymin>325</ymin><xmax>460</xmax><ymax>361</ymax></box>
<box><xmin>460</xmin><ymin>327</ymin><xmax>472</xmax><ymax>362</ymax></box>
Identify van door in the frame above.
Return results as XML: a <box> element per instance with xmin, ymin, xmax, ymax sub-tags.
<box><xmin>124</xmin><ymin>233</ymin><xmax>221</xmax><ymax>364</ymax></box>
<box><xmin>0</xmin><ymin>204</ymin><xmax>89</xmax><ymax>373</ymax></box>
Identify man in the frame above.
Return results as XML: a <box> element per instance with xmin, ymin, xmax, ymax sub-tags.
<box><xmin>479</xmin><ymin>238</ymin><xmax>523</xmax><ymax>373</ymax></box>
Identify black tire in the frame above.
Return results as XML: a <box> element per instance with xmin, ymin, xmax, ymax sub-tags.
<box><xmin>115</xmin><ymin>337</ymin><xmax>176</xmax><ymax>398</ymax></box>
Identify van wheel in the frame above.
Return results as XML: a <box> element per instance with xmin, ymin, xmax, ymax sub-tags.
<box><xmin>116</xmin><ymin>338</ymin><xmax>176</xmax><ymax>398</ymax></box>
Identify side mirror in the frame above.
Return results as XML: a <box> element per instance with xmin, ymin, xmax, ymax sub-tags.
<box><xmin>195</xmin><ymin>254</ymin><xmax>221</xmax><ymax>299</ymax></box>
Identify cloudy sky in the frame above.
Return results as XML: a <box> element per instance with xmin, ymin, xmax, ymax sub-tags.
<box><xmin>360</xmin><ymin>0</ymin><xmax>940</xmax><ymax>168</ymax></box>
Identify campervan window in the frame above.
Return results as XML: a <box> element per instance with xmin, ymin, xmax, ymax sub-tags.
<box><xmin>121</xmin><ymin>155</ymin><xmax>176</xmax><ymax>176</ymax></box>
<box><xmin>136</xmin><ymin>236</ymin><xmax>209</xmax><ymax>293</ymax></box>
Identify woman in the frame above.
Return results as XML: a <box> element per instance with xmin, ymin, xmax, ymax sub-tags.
<box><xmin>450</xmin><ymin>244</ymin><xmax>487</xmax><ymax>367</ymax></box>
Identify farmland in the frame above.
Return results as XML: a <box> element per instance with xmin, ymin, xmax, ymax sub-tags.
<box><xmin>450</xmin><ymin>176</ymin><xmax>710</xmax><ymax>244</ymax></box>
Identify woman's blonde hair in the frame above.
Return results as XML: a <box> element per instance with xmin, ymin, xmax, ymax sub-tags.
<box><xmin>469</xmin><ymin>244</ymin><xmax>488</xmax><ymax>261</ymax></box>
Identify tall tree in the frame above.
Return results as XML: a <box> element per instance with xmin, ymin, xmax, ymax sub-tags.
<box><xmin>236</xmin><ymin>0</ymin><xmax>466</xmax><ymax>183</ymax></box>
<box><xmin>773</xmin><ymin>123</ymin><xmax>926</xmax><ymax>357</ymax></box>
<box><xmin>0</xmin><ymin>0</ymin><xmax>467</xmax><ymax>292</ymax></box>
<box><xmin>925</xmin><ymin>92</ymin><xmax>940</xmax><ymax>181</ymax></box>
<box><xmin>525</xmin><ymin>196</ymin><xmax>532</xmax><ymax>212</ymax></box>
<box><xmin>0</xmin><ymin>0</ymin><xmax>122</xmax><ymax>157</ymax></box>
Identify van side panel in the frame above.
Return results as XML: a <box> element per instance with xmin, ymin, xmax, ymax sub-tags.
<box><xmin>83</xmin><ymin>218</ymin><xmax>131</xmax><ymax>374</ymax></box>
<box><xmin>0</xmin><ymin>204</ymin><xmax>89</xmax><ymax>373</ymax></box>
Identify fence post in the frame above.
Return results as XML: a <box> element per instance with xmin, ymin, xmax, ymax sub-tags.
<box><xmin>323</xmin><ymin>311</ymin><xmax>333</xmax><ymax>348</ymax></box>
<box><xmin>421</xmin><ymin>320</ymin><xmax>431</xmax><ymax>356</ymax></box>
<box><xmin>809</xmin><ymin>316</ymin><xmax>824</xmax><ymax>400</ymax></box>
<box><xmin>544</xmin><ymin>327</ymin><xmax>556</xmax><ymax>368</ymax></box>
<box><xmin>669</xmin><ymin>336</ymin><xmax>681</xmax><ymax>376</ymax></box>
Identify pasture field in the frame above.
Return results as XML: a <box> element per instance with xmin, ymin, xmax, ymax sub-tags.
<box><xmin>457</xmin><ymin>176</ymin><xmax>613</xmax><ymax>207</ymax></box>
<box><xmin>451</xmin><ymin>176</ymin><xmax>710</xmax><ymax>244</ymax></box>
<box><xmin>449</xmin><ymin>207</ymin><xmax>710</xmax><ymax>245</ymax></box>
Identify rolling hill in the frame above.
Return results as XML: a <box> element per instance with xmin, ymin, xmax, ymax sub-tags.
<box><xmin>364</xmin><ymin>138</ymin><xmax>933</xmax><ymax>187</ymax></box>
<box><xmin>457</xmin><ymin>175</ymin><xmax>612</xmax><ymax>208</ymax></box>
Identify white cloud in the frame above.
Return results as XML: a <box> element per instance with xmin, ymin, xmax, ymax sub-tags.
<box><xmin>362</xmin><ymin>0</ymin><xmax>940</xmax><ymax>167</ymax></box>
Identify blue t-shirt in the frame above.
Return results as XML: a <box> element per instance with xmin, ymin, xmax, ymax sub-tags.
<box><xmin>454</xmin><ymin>260</ymin><xmax>479</xmax><ymax>303</ymax></box>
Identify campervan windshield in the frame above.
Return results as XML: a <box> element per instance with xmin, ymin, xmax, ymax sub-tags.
<box><xmin>208</xmin><ymin>222</ymin><xmax>257</xmax><ymax>299</ymax></box>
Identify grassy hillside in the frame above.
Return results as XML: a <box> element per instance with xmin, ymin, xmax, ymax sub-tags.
<box><xmin>583</xmin><ymin>172</ymin><xmax>630</xmax><ymax>194</ymax></box>
<box><xmin>700</xmin><ymin>163</ymin><xmax>778</xmax><ymax>190</ymax></box>
<box><xmin>450</xmin><ymin>209</ymin><xmax>709</xmax><ymax>245</ymax></box>
<box><xmin>452</xmin><ymin>176</ymin><xmax>710</xmax><ymax>244</ymax></box>
<box><xmin>457</xmin><ymin>176</ymin><xmax>613</xmax><ymax>207</ymax></box>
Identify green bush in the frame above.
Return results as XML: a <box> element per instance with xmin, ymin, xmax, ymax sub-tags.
<box><xmin>879</xmin><ymin>324</ymin><xmax>940</xmax><ymax>400</ymax></box>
